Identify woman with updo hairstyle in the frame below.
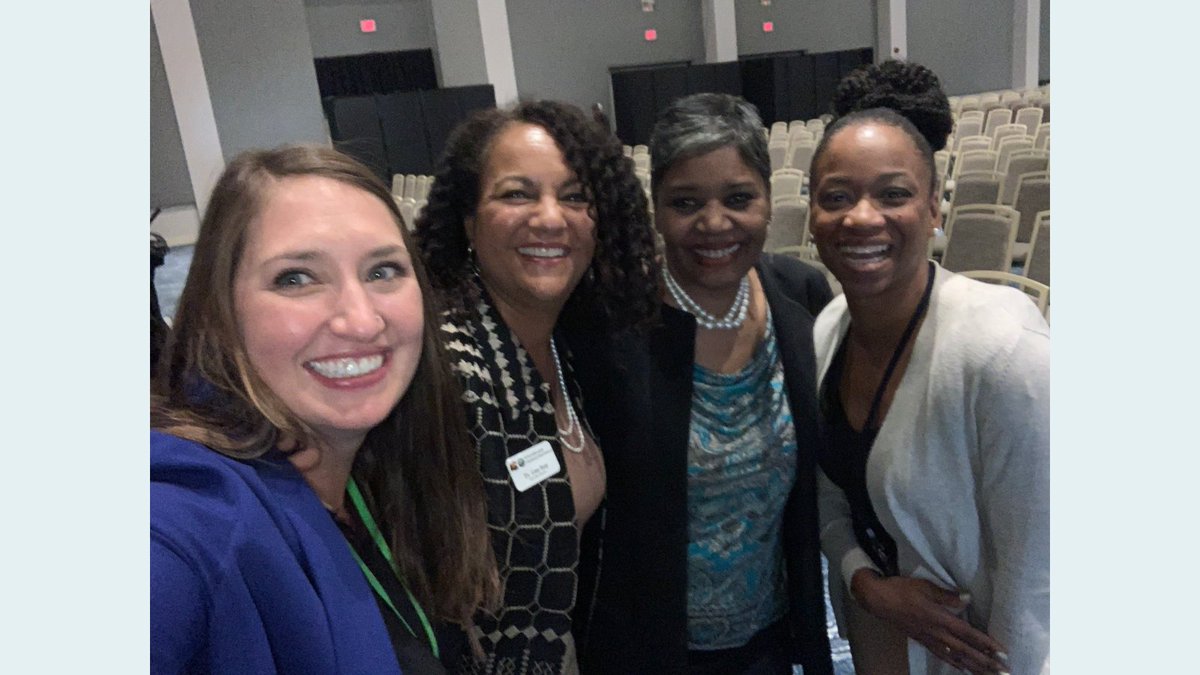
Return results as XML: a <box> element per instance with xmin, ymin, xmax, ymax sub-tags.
<box><xmin>809</xmin><ymin>61</ymin><xmax>1049</xmax><ymax>675</ymax></box>
<box><xmin>831</xmin><ymin>59</ymin><xmax>954</xmax><ymax>153</ymax></box>
<box><xmin>151</xmin><ymin>145</ymin><xmax>498</xmax><ymax>674</ymax></box>
<box><xmin>415</xmin><ymin>100</ymin><xmax>658</xmax><ymax>674</ymax></box>
<box><xmin>566</xmin><ymin>93</ymin><xmax>835</xmax><ymax>675</ymax></box>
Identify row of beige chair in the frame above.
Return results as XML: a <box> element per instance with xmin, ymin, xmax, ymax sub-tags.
<box><xmin>951</xmin><ymin>120</ymin><xmax>1047</xmax><ymax>155</ymax></box>
<box><xmin>961</xmin><ymin>270</ymin><xmax>1049</xmax><ymax>320</ymax></box>
<box><xmin>763</xmin><ymin>196</ymin><xmax>810</xmax><ymax>251</ymax></box>
<box><xmin>938</xmin><ymin>205</ymin><xmax>1049</xmax><ymax>276</ymax></box>
<box><xmin>770</xmin><ymin>118</ymin><xmax>828</xmax><ymax>140</ymax></box>
<box><xmin>392</xmin><ymin>196</ymin><xmax>427</xmax><ymax>232</ymax></box>
<box><xmin>954</xmin><ymin>124</ymin><xmax>1049</xmax><ymax>156</ymax></box>
<box><xmin>950</xmin><ymin>169</ymin><xmax>1049</xmax><ymax>219</ymax></box>
<box><xmin>951</xmin><ymin>148</ymin><xmax>1049</xmax><ymax>204</ymax></box>
<box><xmin>391</xmin><ymin>174</ymin><xmax>433</xmax><ymax>201</ymax></box>
<box><xmin>769</xmin><ymin>244</ymin><xmax>843</xmax><ymax>297</ymax></box>
<box><xmin>949</xmin><ymin>85</ymin><xmax>1049</xmax><ymax>116</ymax></box>
<box><xmin>770</xmin><ymin>168</ymin><xmax>806</xmax><ymax>201</ymax></box>
<box><xmin>957</xmin><ymin>106</ymin><xmax>1044</xmax><ymax>137</ymax></box>
<box><xmin>939</xmin><ymin>172</ymin><xmax>1048</xmax><ymax>265</ymax></box>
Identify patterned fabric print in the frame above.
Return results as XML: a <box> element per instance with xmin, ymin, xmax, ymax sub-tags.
<box><xmin>439</xmin><ymin>289</ymin><xmax>583</xmax><ymax>675</ymax></box>
<box><xmin>686</xmin><ymin>314</ymin><xmax>798</xmax><ymax>650</ymax></box>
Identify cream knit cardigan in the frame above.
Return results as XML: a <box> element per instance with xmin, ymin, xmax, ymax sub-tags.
<box><xmin>814</xmin><ymin>264</ymin><xmax>1050</xmax><ymax>675</ymax></box>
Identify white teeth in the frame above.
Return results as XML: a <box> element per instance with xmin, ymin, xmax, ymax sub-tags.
<box><xmin>696</xmin><ymin>244</ymin><xmax>740</xmax><ymax>259</ymax></box>
<box><xmin>518</xmin><ymin>247</ymin><xmax>566</xmax><ymax>258</ymax></box>
<box><xmin>308</xmin><ymin>354</ymin><xmax>383</xmax><ymax>379</ymax></box>
<box><xmin>839</xmin><ymin>244</ymin><xmax>890</xmax><ymax>256</ymax></box>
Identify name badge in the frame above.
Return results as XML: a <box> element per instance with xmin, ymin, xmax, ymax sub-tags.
<box><xmin>506</xmin><ymin>440</ymin><xmax>561</xmax><ymax>492</ymax></box>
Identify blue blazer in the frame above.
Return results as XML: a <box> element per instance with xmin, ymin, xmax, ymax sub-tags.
<box><xmin>150</xmin><ymin>431</ymin><xmax>402</xmax><ymax>674</ymax></box>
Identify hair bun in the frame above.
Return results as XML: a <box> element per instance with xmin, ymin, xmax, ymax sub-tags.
<box><xmin>832</xmin><ymin>60</ymin><xmax>953</xmax><ymax>152</ymax></box>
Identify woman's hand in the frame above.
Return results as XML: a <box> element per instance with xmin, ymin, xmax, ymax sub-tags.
<box><xmin>851</xmin><ymin>569</ymin><xmax>1010</xmax><ymax>674</ymax></box>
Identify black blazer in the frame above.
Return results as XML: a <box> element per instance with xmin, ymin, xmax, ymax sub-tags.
<box><xmin>565</xmin><ymin>254</ymin><xmax>834</xmax><ymax>675</ymax></box>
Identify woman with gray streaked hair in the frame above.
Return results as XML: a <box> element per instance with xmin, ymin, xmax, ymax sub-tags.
<box><xmin>569</xmin><ymin>93</ymin><xmax>835</xmax><ymax>674</ymax></box>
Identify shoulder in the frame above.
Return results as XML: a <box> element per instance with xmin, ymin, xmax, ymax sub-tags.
<box><xmin>758</xmin><ymin>253</ymin><xmax>834</xmax><ymax>316</ymax></box>
<box><xmin>758</xmin><ymin>253</ymin><xmax>828</xmax><ymax>292</ymax></box>
<box><xmin>151</xmin><ymin>432</ymin><xmax>290</xmax><ymax>567</ymax></box>
<box><xmin>932</xmin><ymin>270</ymin><xmax>1049</xmax><ymax>355</ymax></box>
<box><xmin>813</xmin><ymin>294</ymin><xmax>850</xmax><ymax>354</ymax></box>
<box><xmin>151</xmin><ymin>431</ymin><xmax>275</xmax><ymax>497</ymax></box>
<box><xmin>927</xmin><ymin>270</ymin><xmax>1050</xmax><ymax>393</ymax></box>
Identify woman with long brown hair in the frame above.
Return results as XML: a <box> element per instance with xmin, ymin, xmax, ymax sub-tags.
<box><xmin>151</xmin><ymin>145</ymin><xmax>497</xmax><ymax>674</ymax></box>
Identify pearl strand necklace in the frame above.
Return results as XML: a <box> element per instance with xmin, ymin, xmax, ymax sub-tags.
<box><xmin>662</xmin><ymin>265</ymin><xmax>751</xmax><ymax>330</ymax></box>
<box><xmin>549</xmin><ymin>338</ymin><xmax>586</xmax><ymax>454</ymax></box>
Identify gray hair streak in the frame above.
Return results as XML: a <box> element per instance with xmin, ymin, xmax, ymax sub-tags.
<box><xmin>648</xmin><ymin>93</ymin><xmax>771</xmax><ymax>196</ymax></box>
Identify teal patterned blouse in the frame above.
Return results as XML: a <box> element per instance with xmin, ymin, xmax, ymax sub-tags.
<box><xmin>686</xmin><ymin>310</ymin><xmax>797</xmax><ymax>650</ymax></box>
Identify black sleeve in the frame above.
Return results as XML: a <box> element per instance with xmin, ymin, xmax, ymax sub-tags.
<box><xmin>761</xmin><ymin>253</ymin><xmax>833</xmax><ymax>317</ymax></box>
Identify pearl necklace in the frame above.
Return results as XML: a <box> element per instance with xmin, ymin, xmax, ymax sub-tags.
<box><xmin>662</xmin><ymin>265</ymin><xmax>751</xmax><ymax>330</ymax></box>
<box><xmin>549</xmin><ymin>338</ymin><xmax>585</xmax><ymax>454</ymax></box>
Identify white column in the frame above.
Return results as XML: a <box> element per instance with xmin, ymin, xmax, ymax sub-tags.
<box><xmin>429</xmin><ymin>0</ymin><xmax>517</xmax><ymax>106</ymax></box>
<box><xmin>701</xmin><ymin>0</ymin><xmax>738</xmax><ymax>63</ymax></box>
<box><xmin>477</xmin><ymin>0</ymin><xmax>519</xmax><ymax>106</ymax></box>
<box><xmin>429</xmin><ymin>0</ymin><xmax>488</xmax><ymax>88</ymax></box>
<box><xmin>1012</xmin><ymin>0</ymin><xmax>1040</xmax><ymax>89</ymax></box>
<box><xmin>876</xmin><ymin>0</ymin><xmax>907</xmax><ymax>62</ymax></box>
<box><xmin>150</xmin><ymin>0</ymin><xmax>224</xmax><ymax>217</ymax></box>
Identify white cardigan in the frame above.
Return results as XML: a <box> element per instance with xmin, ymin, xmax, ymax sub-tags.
<box><xmin>814</xmin><ymin>264</ymin><xmax>1050</xmax><ymax>675</ymax></box>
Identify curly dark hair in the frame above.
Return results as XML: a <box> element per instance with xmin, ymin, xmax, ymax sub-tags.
<box><xmin>830</xmin><ymin>59</ymin><xmax>953</xmax><ymax>152</ymax></box>
<box><xmin>415</xmin><ymin>100</ymin><xmax>660</xmax><ymax>330</ymax></box>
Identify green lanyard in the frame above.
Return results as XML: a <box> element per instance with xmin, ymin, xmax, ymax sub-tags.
<box><xmin>344</xmin><ymin>477</ymin><xmax>440</xmax><ymax>659</ymax></box>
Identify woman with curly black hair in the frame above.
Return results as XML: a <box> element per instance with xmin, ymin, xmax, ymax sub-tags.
<box><xmin>414</xmin><ymin>100</ymin><xmax>658</xmax><ymax>675</ymax></box>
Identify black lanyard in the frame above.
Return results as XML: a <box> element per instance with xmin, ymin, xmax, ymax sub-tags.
<box><xmin>863</xmin><ymin>262</ymin><xmax>936</xmax><ymax>431</ymax></box>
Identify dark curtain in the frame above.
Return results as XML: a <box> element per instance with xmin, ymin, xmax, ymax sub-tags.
<box><xmin>314</xmin><ymin>49</ymin><xmax>437</xmax><ymax>99</ymax></box>
<box><xmin>325</xmin><ymin>86</ymin><xmax>497</xmax><ymax>180</ymax></box>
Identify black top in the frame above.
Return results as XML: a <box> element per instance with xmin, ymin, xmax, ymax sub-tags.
<box><xmin>816</xmin><ymin>340</ymin><xmax>899</xmax><ymax>577</ymax></box>
<box><xmin>438</xmin><ymin>279</ymin><xmax>588</xmax><ymax>674</ymax></box>
<box><xmin>567</xmin><ymin>254</ymin><xmax>836</xmax><ymax>675</ymax></box>
<box><xmin>336</xmin><ymin>508</ymin><xmax>467</xmax><ymax>674</ymax></box>
<box><xmin>815</xmin><ymin>261</ymin><xmax>935</xmax><ymax>578</ymax></box>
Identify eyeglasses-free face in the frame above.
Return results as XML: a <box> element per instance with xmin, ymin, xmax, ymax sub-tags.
<box><xmin>654</xmin><ymin>144</ymin><xmax>769</xmax><ymax>301</ymax></box>
<box><xmin>466</xmin><ymin>122</ymin><xmax>597</xmax><ymax>322</ymax></box>
<box><xmin>809</xmin><ymin>122</ymin><xmax>940</xmax><ymax>302</ymax></box>
<box><xmin>233</xmin><ymin>175</ymin><xmax>425</xmax><ymax>452</ymax></box>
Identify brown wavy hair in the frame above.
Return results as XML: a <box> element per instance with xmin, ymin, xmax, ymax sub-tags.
<box><xmin>151</xmin><ymin>145</ymin><xmax>498</xmax><ymax>627</ymax></box>
<box><xmin>414</xmin><ymin>100</ymin><xmax>660</xmax><ymax>330</ymax></box>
